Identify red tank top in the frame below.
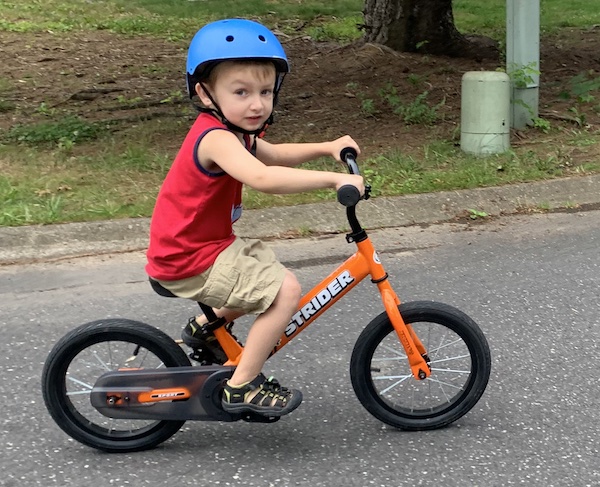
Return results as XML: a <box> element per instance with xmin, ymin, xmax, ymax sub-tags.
<box><xmin>146</xmin><ymin>113</ymin><xmax>248</xmax><ymax>280</ymax></box>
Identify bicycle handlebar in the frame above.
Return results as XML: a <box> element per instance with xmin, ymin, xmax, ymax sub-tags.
<box><xmin>337</xmin><ymin>147</ymin><xmax>369</xmax><ymax>207</ymax></box>
<box><xmin>340</xmin><ymin>147</ymin><xmax>360</xmax><ymax>175</ymax></box>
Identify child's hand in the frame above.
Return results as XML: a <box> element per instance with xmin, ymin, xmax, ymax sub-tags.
<box><xmin>330</xmin><ymin>135</ymin><xmax>361</xmax><ymax>162</ymax></box>
<box><xmin>335</xmin><ymin>174</ymin><xmax>365</xmax><ymax>196</ymax></box>
<box><xmin>330</xmin><ymin>135</ymin><xmax>363</xmax><ymax>195</ymax></box>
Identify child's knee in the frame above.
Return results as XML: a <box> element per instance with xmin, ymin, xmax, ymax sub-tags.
<box><xmin>281</xmin><ymin>271</ymin><xmax>302</xmax><ymax>303</ymax></box>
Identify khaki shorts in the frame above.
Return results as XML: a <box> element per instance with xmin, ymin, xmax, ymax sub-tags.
<box><xmin>156</xmin><ymin>237</ymin><xmax>285</xmax><ymax>315</ymax></box>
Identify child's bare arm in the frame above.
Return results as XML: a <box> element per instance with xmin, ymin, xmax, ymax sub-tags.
<box><xmin>255</xmin><ymin>135</ymin><xmax>360</xmax><ymax>167</ymax></box>
<box><xmin>198</xmin><ymin>130</ymin><xmax>364</xmax><ymax>195</ymax></box>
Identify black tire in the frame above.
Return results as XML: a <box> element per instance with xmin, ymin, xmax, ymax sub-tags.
<box><xmin>42</xmin><ymin>319</ymin><xmax>191</xmax><ymax>452</ymax></box>
<box><xmin>350</xmin><ymin>301</ymin><xmax>491</xmax><ymax>430</ymax></box>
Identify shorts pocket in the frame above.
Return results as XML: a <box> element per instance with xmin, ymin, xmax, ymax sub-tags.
<box><xmin>200</xmin><ymin>264</ymin><xmax>239</xmax><ymax>309</ymax></box>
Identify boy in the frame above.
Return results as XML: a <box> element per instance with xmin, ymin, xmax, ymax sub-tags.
<box><xmin>146</xmin><ymin>19</ymin><xmax>364</xmax><ymax>418</ymax></box>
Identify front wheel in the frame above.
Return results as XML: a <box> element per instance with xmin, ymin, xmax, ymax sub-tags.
<box><xmin>350</xmin><ymin>301</ymin><xmax>491</xmax><ymax>430</ymax></box>
<box><xmin>42</xmin><ymin>319</ymin><xmax>191</xmax><ymax>452</ymax></box>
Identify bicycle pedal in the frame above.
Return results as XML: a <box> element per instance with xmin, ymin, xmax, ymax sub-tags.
<box><xmin>241</xmin><ymin>412</ymin><xmax>280</xmax><ymax>424</ymax></box>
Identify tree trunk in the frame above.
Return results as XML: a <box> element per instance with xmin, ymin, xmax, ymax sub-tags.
<box><xmin>362</xmin><ymin>0</ymin><xmax>498</xmax><ymax>60</ymax></box>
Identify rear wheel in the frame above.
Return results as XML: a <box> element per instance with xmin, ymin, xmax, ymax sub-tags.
<box><xmin>42</xmin><ymin>319</ymin><xmax>191</xmax><ymax>452</ymax></box>
<box><xmin>350</xmin><ymin>301</ymin><xmax>491</xmax><ymax>430</ymax></box>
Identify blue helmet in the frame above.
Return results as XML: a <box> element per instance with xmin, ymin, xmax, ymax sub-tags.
<box><xmin>186</xmin><ymin>19</ymin><xmax>290</xmax><ymax>98</ymax></box>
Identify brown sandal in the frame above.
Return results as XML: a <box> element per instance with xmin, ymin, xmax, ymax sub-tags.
<box><xmin>221</xmin><ymin>374</ymin><xmax>303</xmax><ymax>417</ymax></box>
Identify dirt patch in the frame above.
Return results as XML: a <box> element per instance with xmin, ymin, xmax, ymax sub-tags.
<box><xmin>2</xmin><ymin>27</ymin><xmax>600</xmax><ymax>158</ymax></box>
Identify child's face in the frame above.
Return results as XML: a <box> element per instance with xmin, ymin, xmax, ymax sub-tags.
<box><xmin>198</xmin><ymin>61</ymin><xmax>277</xmax><ymax>133</ymax></box>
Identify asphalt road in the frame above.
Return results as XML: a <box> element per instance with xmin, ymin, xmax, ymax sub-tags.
<box><xmin>2</xmin><ymin>209</ymin><xmax>600</xmax><ymax>486</ymax></box>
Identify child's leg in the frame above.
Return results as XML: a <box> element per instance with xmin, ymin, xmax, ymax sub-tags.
<box><xmin>182</xmin><ymin>307</ymin><xmax>246</xmax><ymax>363</ymax></box>
<box><xmin>221</xmin><ymin>269</ymin><xmax>303</xmax><ymax>416</ymax></box>
<box><xmin>229</xmin><ymin>269</ymin><xmax>301</xmax><ymax>385</ymax></box>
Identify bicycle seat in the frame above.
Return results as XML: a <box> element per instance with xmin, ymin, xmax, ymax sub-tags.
<box><xmin>148</xmin><ymin>277</ymin><xmax>178</xmax><ymax>298</ymax></box>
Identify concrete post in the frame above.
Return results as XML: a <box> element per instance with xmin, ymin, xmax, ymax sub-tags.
<box><xmin>507</xmin><ymin>0</ymin><xmax>541</xmax><ymax>129</ymax></box>
<box><xmin>461</xmin><ymin>72</ymin><xmax>511</xmax><ymax>155</ymax></box>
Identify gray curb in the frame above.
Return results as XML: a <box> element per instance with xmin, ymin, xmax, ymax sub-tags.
<box><xmin>1</xmin><ymin>174</ymin><xmax>600</xmax><ymax>265</ymax></box>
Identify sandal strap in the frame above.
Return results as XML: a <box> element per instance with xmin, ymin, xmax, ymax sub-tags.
<box><xmin>248</xmin><ymin>377</ymin><xmax>293</xmax><ymax>408</ymax></box>
<box><xmin>222</xmin><ymin>374</ymin><xmax>303</xmax><ymax>417</ymax></box>
<box><xmin>222</xmin><ymin>374</ymin><xmax>266</xmax><ymax>405</ymax></box>
<box><xmin>223</xmin><ymin>374</ymin><xmax>294</xmax><ymax>407</ymax></box>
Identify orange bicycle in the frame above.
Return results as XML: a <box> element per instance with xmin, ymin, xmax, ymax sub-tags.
<box><xmin>42</xmin><ymin>148</ymin><xmax>491</xmax><ymax>453</ymax></box>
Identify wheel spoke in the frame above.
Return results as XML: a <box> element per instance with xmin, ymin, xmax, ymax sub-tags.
<box><xmin>368</xmin><ymin>319</ymin><xmax>473</xmax><ymax>413</ymax></box>
<box><xmin>93</xmin><ymin>349</ymin><xmax>113</xmax><ymax>371</ymax></box>
<box><xmin>350</xmin><ymin>303</ymin><xmax>490</xmax><ymax>430</ymax></box>
<box><xmin>425</xmin><ymin>377</ymin><xmax>466</xmax><ymax>391</ymax></box>
<box><xmin>42</xmin><ymin>319</ymin><xmax>191</xmax><ymax>452</ymax></box>
<box><xmin>430</xmin><ymin>353</ymin><xmax>470</xmax><ymax>365</ymax></box>
<box><xmin>429</xmin><ymin>335</ymin><xmax>463</xmax><ymax>359</ymax></box>
<box><xmin>378</xmin><ymin>375</ymin><xmax>412</xmax><ymax>394</ymax></box>
<box><xmin>66</xmin><ymin>376</ymin><xmax>94</xmax><ymax>393</ymax></box>
<box><xmin>429</xmin><ymin>367</ymin><xmax>471</xmax><ymax>374</ymax></box>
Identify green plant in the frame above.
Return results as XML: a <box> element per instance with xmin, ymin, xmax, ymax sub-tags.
<box><xmin>160</xmin><ymin>90</ymin><xmax>184</xmax><ymax>104</ymax></box>
<box><xmin>554</xmin><ymin>72</ymin><xmax>600</xmax><ymax>127</ymax></box>
<box><xmin>532</xmin><ymin>117</ymin><xmax>551</xmax><ymax>133</ymax></box>
<box><xmin>407</xmin><ymin>74</ymin><xmax>423</xmax><ymax>86</ymax></box>
<box><xmin>507</xmin><ymin>62</ymin><xmax>540</xmax><ymax>89</ymax></box>
<box><xmin>379</xmin><ymin>84</ymin><xmax>443</xmax><ymax>125</ymax></box>
<box><xmin>567</xmin><ymin>72</ymin><xmax>600</xmax><ymax>103</ymax></box>
<box><xmin>359</xmin><ymin>98</ymin><xmax>376</xmax><ymax>117</ymax></box>
<box><xmin>415</xmin><ymin>40</ymin><xmax>430</xmax><ymax>50</ymax></box>
<box><xmin>5</xmin><ymin>116</ymin><xmax>104</xmax><ymax>146</ymax></box>
<box><xmin>379</xmin><ymin>82</ymin><xmax>402</xmax><ymax>109</ymax></box>
<box><xmin>305</xmin><ymin>16</ymin><xmax>362</xmax><ymax>42</ymax></box>
<box><xmin>506</xmin><ymin>63</ymin><xmax>541</xmax><ymax>126</ymax></box>
<box><xmin>45</xmin><ymin>194</ymin><xmax>65</xmax><ymax>222</ymax></box>
<box><xmin>296</xmin><ymin>225</ymin><xmax>315</xmax><ymax>237</ymax></box>
<box><xmin>398</xmin><ymin>91</ymin><xmax>444</xmax><ymax>125</ymax></box>
<box><xmin>468</xmin><ymin>209</ymin><xmax>489</xmax><ymax>219</ymax></box>
<box><xmin>536</xmin><ymin>202</ymin><xmax>551</xmax><ymax>211</ymax></box>
<box><xmin>346</xmin><ymin>82</ymin><xmax>378</xmax><ymax>117</ymax></box>
<box><xmin>116</xmin><ymin>95</ymin><xmax>143</xmax><ymax>105</ymax></box>
<box><xmin>35</xmin><ymin>102</ymin><xmax>57</xmax><ymax>116</ymax></box>
<box><xmin>568</xmin><ymin>106</ymin><xmax>587</xmax><ymax>127</ymax></box>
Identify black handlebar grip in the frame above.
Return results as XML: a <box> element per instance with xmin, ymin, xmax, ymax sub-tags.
<box><xmin>340</xmin><ymin>147</ymin><xmax>360</xmax><ymax>175</ymax></box>
<box><xmin>340</xmin><ymin>147</ymin><xmax>358</xmax><ymax>162</ymax></box>
<box><xmin>337</xmin><ymin>184</ymin><xmax>361</xmax><ymax>207</ymax></box>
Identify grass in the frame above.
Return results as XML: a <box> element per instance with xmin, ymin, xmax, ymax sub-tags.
<box><xmin>1</xmin><ymin>0</ymin><xmax>600</xmax><ymax>226</ymax></box>
<box><xmin>0</xmin><ymin>0</ymin><xmax>364</xmax><ymax>39</ymax></box>
<box><xmin>2</xmin><ymin>123</ymin><xmax>598</xmax><ymax>227</ymax></box>
<box><xmin>3</xmin><ymin>0</ymin><xmax>599</xmax><ymax>40</ymax></box>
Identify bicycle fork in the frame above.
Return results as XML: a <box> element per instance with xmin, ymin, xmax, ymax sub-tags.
<box><xmin>357</xmin><ymin>238</ymin><xmax>431</xmax><ymax>380</ymax></box>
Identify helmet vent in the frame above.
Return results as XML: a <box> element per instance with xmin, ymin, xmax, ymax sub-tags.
<box><xmin>226</xmin><ymin>35</ymin><xmax>234</xmax><ymax>42</ymax></box>
<box><xmin>258</xmin><ymin>35</ymin><xmax>266</xmax><ymax>42</ymax></box>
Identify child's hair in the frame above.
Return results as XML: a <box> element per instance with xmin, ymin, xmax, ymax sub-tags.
<box><xmin>202</xmin><ymin>60</ymin><xmax>277</xmax><ymax>89</ymax></box>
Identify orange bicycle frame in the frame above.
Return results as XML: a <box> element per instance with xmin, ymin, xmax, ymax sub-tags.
<box><xmin>215</xmin><ymin>147</ymin><xmax>431</xmax><ymax>380</ymax></box>
<box><xmin>217</xmin><ymin>231</ymin><xmax>431</xmax><ymax>381</ymax></box>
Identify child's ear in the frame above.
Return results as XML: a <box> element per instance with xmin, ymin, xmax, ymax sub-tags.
<box><xmin>196</xmin><ymin>83</ymin><xmax>212</xmax><ymax>107</ymax></box>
